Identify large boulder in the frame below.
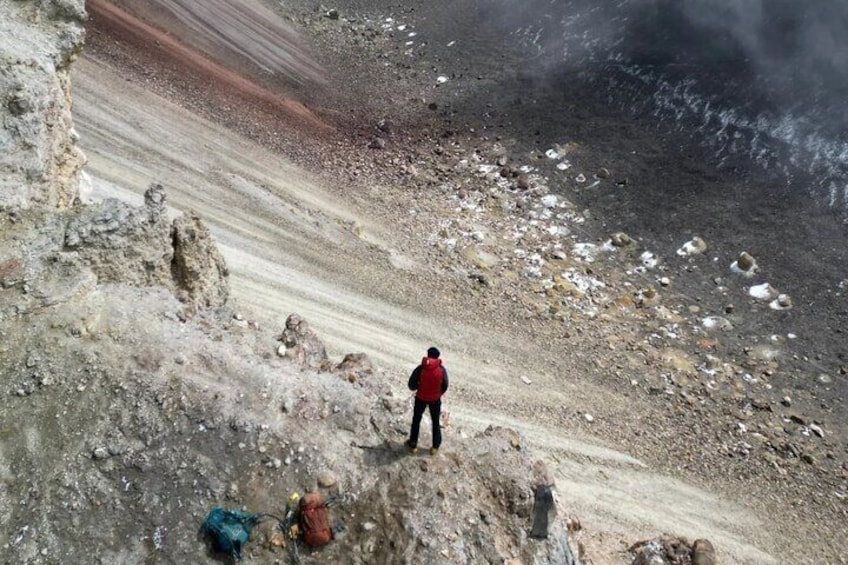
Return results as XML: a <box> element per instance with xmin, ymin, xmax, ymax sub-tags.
<box><xmin>0</xmin><ymin>0</ymin><xmax>88</xmax><ymax>210</ymax></box>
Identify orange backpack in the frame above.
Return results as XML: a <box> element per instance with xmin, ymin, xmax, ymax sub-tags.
<box><xmin>299</xmin><ymin>492</ymin><xmax>332</xmax><ymax>547</ymax></box>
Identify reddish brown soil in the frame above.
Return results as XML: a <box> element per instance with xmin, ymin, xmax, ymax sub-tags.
<box><xmin>85</xmin><ymin>0</ymin><xmax>331</xmax><ymax>139</ymax></box>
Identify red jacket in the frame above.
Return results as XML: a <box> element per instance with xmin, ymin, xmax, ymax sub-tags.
<box><xmin>409</xmin><ymin>357</ymin><xmax>448</xmax><ymax>401</ymax></box>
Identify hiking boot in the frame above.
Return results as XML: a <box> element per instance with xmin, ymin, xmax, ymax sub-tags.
<box><xmin>405</xmin><ymin>440</ymin><xmax>418</xmax><ymax>454</ymax></box>
<box><xmin>429</xmin><ymin>447</ymin><xmax>439</xmax><ymax>456</ymax></box>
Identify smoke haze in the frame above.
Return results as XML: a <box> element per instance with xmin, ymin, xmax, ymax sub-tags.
<box><xmin>486</xmin><ymin>0</ymin><xmax>848</xmax><ymax>206</ymax></box>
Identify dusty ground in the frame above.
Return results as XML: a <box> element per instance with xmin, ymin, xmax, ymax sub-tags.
<box><xmin>71</xmin><ymin>1</ymin><xmax>848</xmax><ymax>563</ymax></box>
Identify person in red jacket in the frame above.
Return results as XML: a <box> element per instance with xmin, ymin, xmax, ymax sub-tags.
<box><xmin>405</xmin><ymin>347</ymin><xmax>449</xmax><ymax>455</ymax></box>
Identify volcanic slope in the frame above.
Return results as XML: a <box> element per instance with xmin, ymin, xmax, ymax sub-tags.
<box><xmin>71</xmin><ymin>1</ymin><xmax>845</xmax><ymax>563</ymax></box>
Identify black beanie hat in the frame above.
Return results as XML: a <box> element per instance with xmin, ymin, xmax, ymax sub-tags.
<box><xmin>427</xmin><ymin>347</ymin><xmax>440</xmax><ymax>358</ymax></box>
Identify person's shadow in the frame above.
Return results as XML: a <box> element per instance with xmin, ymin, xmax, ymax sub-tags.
<box><xmin>357</xmin><ymin>439</ymin><xmax>409</xmax><ymax>467</ymax></box>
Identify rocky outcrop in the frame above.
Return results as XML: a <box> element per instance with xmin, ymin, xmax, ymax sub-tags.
<box><xmin>2</xmin><ymin>1</ymin><xmax>229</xmax><ymax>307</ymax></box>
<box><xmin>1</xmin><ymin>0</ymin><xmax>229</xmax><ymax>308</ymax></box>
<box><xmin>64</xmin><ymin>185</ymin><xmax>173</xmax><ymax>287</ymax></box>
<box><xmin>339</xmin><ymin>425</ymin><xmax>577</xmax><ymax>565</ymax></box>
<box><xmin>335</xmin><ymin>352</ymin><xmax>374</xmax><ymax>383</ymax></box>
<box><xmin>64</xmin><ymin>184</ymin><xmax>229</xmax><ymax>307</ymax></box>
<box><xmin>629</xmin><ymin>535</ymin><xmax>716</xmax><ymax>565</ymax></box>
<box><xmin>278</xmin><ymin>313</ymin><xmax>330</xmax><ymax>369</ymax></box>
<box><xmin>0</xmin><ymin>0</ymin><xmax>88</xmax><ymax>210</ymax></box>
<box><xmin>171</xmin><ymin>210</ymin><xmax>230</xmax><ymax>308</ymax></box>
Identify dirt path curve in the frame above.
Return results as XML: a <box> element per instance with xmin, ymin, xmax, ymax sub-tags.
<box><xmin>72</xmin><ymin>55</ymin><xmax>778</xmax><ymax>564</ymax></box>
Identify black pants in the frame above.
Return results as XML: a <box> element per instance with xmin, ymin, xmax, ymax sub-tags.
<box><xmin>408</xmin><ymin>398</ymin><xmax>441</xmax><ymax>449</ymax></box>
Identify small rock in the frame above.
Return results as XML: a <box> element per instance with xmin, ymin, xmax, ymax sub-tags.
<box><xmin>736</xmin><ymin>251</ymin><xmax>755</xmax><ymax>272</ymax></box>
<box><xmin>368</xmin><ymin>137</ymin><xmax>386</xmax><ymax>150</ymax></box>
<box><xmin>659</xmin><ymin>277</ymin><xmax>670</xmax><ymax>287</ymax></box>
<box><xmin>8</xmin><ymin>93</ymin><xmax>33</xmax><ymax>116</ymax></box>
<box><xmin>325</xmin><ymin>8</ymin><xmax>339</xmax><ymax>20</ymax></box>
<box><xmin>596</xmin><ymin>167</ymin><xmax>611</xmax><ymax>179</ymax></box>
<box><xmin>610</xmin><ymin>232</ymin><xmax>632</xmax><ymax>247</ymax></box>
<box><xmin>692</xmin><ymin>539</ymin><xmax>716</xmax><ymax>565</ymax></box>
<box><xmin>584</xmin><ymin>413</ymin><xmax>594</xmax><ymax>423</ymax></box>
<box><xmin>781</xmin><ymin>396</ymin><xmax>792</xmax><ymax>407</ymax></box>
<box><xmin>677</xmin><ymin>236</ymin><xmax>708</xmax><ymax>256</ymax></box>
<box><xmin>771</xmin><ymin>293</ymin><xmax>793</xmax><ymax>310</ymax></box>
<box><xmin>517</xmin><ymin>174</ymin><xmax>530</xmax><ymax>190</ymax></box>
<box><xmin>92</xmin><ymin>447</ymin><xmax>109</xmax><ymax>460</ymax></box>
<box><xmin>809</xmin><ymin>424</ymin><xmax>824</xmax><ymax>438</ymax></box>
<box><xmin>363</xmin><ymin>522</ymin><xmax>376</xmax><ymax>532</ymax></box>
<box><xmin>335</xmin><ymin>353</ymin><xmax>374</xmax><ymax>381</ymax></box>
<box><xmin>144</xmin><ymin>183</ymin><xmax>167</xmax><ymax>210</ymax></box>
<box><xmin>520</xmin><ymin>375</ymin><xmax>532</xmax><ymax>385</ymax></box>
<box><xmin>317</xmin><ymin>471</ymin><xmax>337</xmax><ymax>488</ymax></box>
<box><xmin>566</xmin><ymin>515</ymin><xmax>582</xmax><ymax>532</ymax></box>
<box><xmin>267</xmin><ymin>457</ymin><xmax>282</xmax><ymax>469</ymax></box>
